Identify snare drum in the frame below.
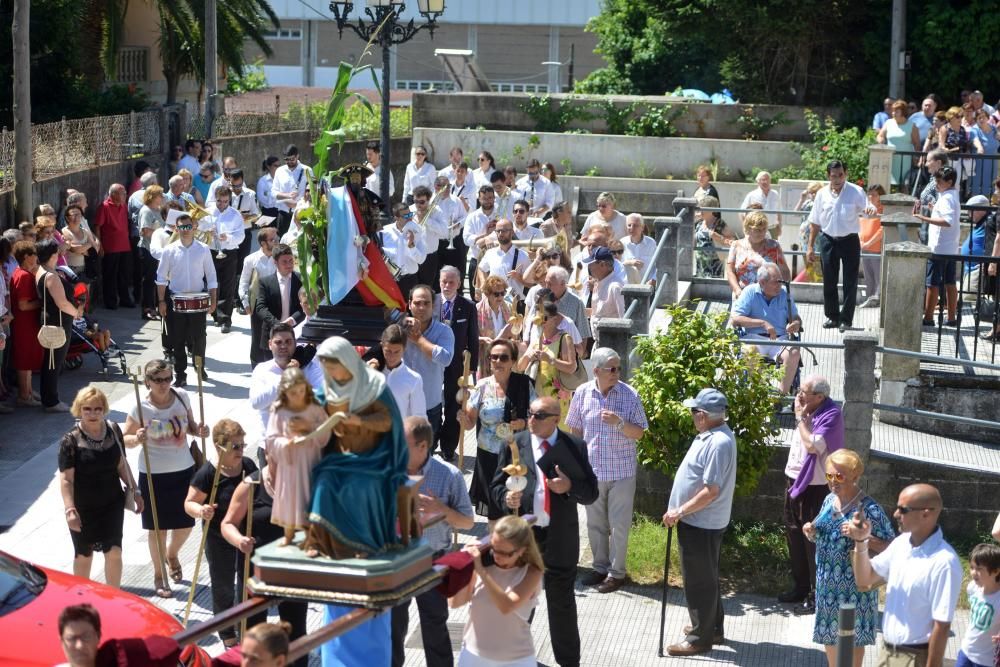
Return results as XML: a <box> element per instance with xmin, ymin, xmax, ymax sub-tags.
<box><xmin>171</xmin><ymin>292</ymin><xmax>211</xmax><ymax>313</ymax></box>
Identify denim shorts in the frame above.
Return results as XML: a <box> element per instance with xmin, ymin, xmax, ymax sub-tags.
<box><xmin>925</xmin><ymin>257</ymin><xmax>957</xmax><ymax>288</ymax></box>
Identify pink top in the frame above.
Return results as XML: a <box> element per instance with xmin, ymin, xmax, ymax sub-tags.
<box><xmin>728</xmin><ymin>237</ymin><xmax>785</xmax><ymax>288</ymax></box>
<box><xmin>265</xmin><ymin>403</ymin><xmax>327</xmax><ymax>529</ymax></box>
<box><xmin>462</xmin><ymin>564</ymin><xmax>538</xmax><ymax>662</ymax></box>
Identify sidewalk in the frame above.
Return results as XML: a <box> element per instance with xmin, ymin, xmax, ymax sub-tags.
<box><xmin>0</xmin><ymin>310</ymin><xmax>969</xmax><ymax>666</ymax></box>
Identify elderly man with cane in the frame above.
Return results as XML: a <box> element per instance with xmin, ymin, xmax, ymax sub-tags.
<box><xmin>661</xmin><ymin>388</ymin><xmax>737</xmax><ymax>657</ymax></box>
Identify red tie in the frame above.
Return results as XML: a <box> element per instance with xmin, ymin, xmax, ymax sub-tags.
<box><xmin>540</xmin><ymin>439</ymin><xmax>551</xmax><ymax>515</ymax></box>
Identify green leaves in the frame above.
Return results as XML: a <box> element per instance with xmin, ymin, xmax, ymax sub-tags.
<box><xmin>774</xmin><ymin>110</ymin><xmax>876</xmax><ymax>185</ymax></box>
<box><xmin>631</xmin><ymin>305</ymin><xmax>781</xmax><ymax>496</ymax></box>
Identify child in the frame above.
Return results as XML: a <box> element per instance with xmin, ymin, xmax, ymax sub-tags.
<box><xmin>859</xmin><ymin>185</ymin><xmax>885</xmax><ymax>308</ymax></box>
<box><xmin>957</xmin><ymin>543</ymin><xmax>1000</xmax><ymax>667</ymax></box>
<box><xmin>265</xmin><ymin>367</ymin><xmax>327</xmax><ymax>547</ymax></box>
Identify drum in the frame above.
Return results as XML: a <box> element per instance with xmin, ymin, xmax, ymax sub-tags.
<box><xmin>171</xmin><ymin>292</ymin><xmax>211</xmax><ymax>313</ymax></box>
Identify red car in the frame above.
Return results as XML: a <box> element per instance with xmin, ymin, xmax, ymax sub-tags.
<box><xmin>0</xmin><ymin>549</ymin><xmax>183</xmax><ymax>666</ymax></box>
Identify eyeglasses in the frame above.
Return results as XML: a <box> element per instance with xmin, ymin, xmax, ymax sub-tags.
<box><xmin>599</xmin><ymin>366</ymin><xmax>621</xmax><ymax>374</ymax></box>
<box><xmin>528</xmin><ymin>410</ymin><xmax>557</xmax><ymax>420</ymax></box>
<box><xmin>513</xmin><ymin>209</ymin><xmax>527</xmax><ymax>214</ymax></box>
<box><xmin>825</xmin><ymin>471</ymin><xmax>846</xmax><ymax>483</ymax></box>
<box><xmin>895</xmin><ymin>505</ymin><xmax>933</xmax><ymax>515</ymax></box>
<box><xmin>797</xmin><ymin>389</ymin><xmax>818</xmax><ymax>396</ymax></box>
<box><xmin>747</xmin><ymin>225</ymin><xmax>768</xmax><ymax>231</ymax></box>
<box><xmin>284</xmin><ymin>157</ymin><xmax>297</xmax><ymax>162</ymax></box>
<box><xmin>148</xmin><ymin>375</ymin><xmax>172</xmax><ymax>384</ymax></box>
<box><xmin>478</xmin><ymin>157</ymin><xmax>489</xmax><ymax>162</ymax></box>
<box><xmin>415</xmin><ymin>152</ymin><xmax>426</xmax><ymax>156</ymax></box>
<box><xmin>490</xmin><ymin>354</ymin><xmax>511</xmax><ymax>362</ymax></box>
<box><xmin>227</xmin><ymin>443</ymin><xmax>246</xmax><ymax>451</ymax></box>
<box><xmin>492</xmin><ymin>546</ymin><xmax>520</xmax><ymax>558</ymax></box>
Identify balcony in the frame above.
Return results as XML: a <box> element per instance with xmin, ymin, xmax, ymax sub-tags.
<box><xmin>117</xmin><ymin>46</ymin><xmax>149</xmax><ymax>83</ymax></box>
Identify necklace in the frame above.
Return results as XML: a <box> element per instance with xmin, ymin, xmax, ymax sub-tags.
<box><xmin>79</xmin><ymin>421</ymin><xmax>107</xmax><ymax>447</ymax></box>
<box><xmin>833</xmin><ymin>489</ymin><xmax>864</xmax><ymax>518</ymax></box>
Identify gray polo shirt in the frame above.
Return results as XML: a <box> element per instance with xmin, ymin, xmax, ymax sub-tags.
<box><xmin>668</xmin><ymin>423</ymin><xmax>737</xmax><ymax>530</ymax></box>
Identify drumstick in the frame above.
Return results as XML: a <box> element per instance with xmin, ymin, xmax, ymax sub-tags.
<box><xmin>131</xmin><ymin>366</ymin><xmax>169</xmax><ymax>590</ymax></box>
<box><xmin>183</xmin><ymin>442</ymin><xmax>229</xmax><ymax>626</ymax></box>
<box><xmin>239</xmin><ymin>474</ymin><xmax>260</xmax><ymax>638</ymax></box>
<box><xmin>195</xmin><ymin>355</ymin><xmax>207</xmax><ymax>461</ymax></box>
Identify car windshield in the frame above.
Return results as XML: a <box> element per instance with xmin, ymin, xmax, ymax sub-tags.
<box><xmin>0</xmin><ymin>553</ymin><xmax>46</xmax><ymax>618</ymax></box>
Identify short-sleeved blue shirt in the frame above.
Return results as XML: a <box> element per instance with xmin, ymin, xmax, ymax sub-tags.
<box><xmin>668</xmin><ymin>423</ymin><xmax>737</xmax><ymax>530</ymax></box>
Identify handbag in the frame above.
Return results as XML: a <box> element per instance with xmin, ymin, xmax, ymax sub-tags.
<box><xmin>110</xmin><ymin>421</ymin><xmax>139</xmax><ymax>513</ymax></box>
<box><xmin>36</xmin><ymin>272</ymin><xmax>66</xmax><ymax>368</ymax></box>
<box><xmin>170</xmin><ymin>388</ymin><xmax>205</xmax><ymax>468</ymax></box>
<box><xmin>556</xmin><ymin>334</ymin><xmax>589</xmax><ymax>391</ymax></box>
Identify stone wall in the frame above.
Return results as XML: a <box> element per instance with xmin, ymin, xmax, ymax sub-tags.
<box><xmin>886</xmin><ymin>373</ymin><xmax>1000</xmax><ymax>440</ymax></box>
<box><xmin>412</xmin><ymin>92</ymin><xmax>841</xmax><ymax>142</ymax></box>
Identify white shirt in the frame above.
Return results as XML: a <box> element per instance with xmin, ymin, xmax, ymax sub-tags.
<box><xmin>587</xmin><ymin>273</ymin><xmax>625</xmax><ymax>319</ymax></box>
<box><xmin>365</xmin><ymin>161</ymin><xmax>396</xmax><ymax>199</ymax></box>
<box><xmin>438</xmin><ymin>163</ymin><xmax>461</xmax><ymax>183</ymax></box>
<box><xmin>927</xmin><ymin>188</ymin><xmax>961</xmax><ymax>254</ymax></box>
<box><xmin>380</xmin><ymin>221</ymin><xmax>426</xmax><ymax>276</ymax></box>
<box><xmin>463</xmin><ymin>208</ymin><xmax>498</xmax><ymax>261</ymax></box>
<box><xmin>155</xmin><ymin>240</ymin><xmax>219</xmax><ymax>292</ymax></box>
<box><xmin>277</xmin><ymin>272</ymin><xmax>293</xmax><ymax>321</ymax></box>
<box><xmin>205</xmin><ymin>176</ymin><xmax>227</xmax><ymax>207</ymax></box>
<box><xmin>230</xmin><ymin>188</ymin><xmax>261</xmax><ymax>228</ymax></box>
<box><xmin>514</xmin><ymin>224</ymin><xmax>544</xmax><ymax>242</ymax></box>
<box><xmin>435</xmin><ymin>195</ymin><xmax>467</xmax><ymax>242</ymax></box>
<box><xmin>783</xmin><ymin>428</ymin><xmax>828</xmax><ymax>485</ymax></box>
<box><xmin>178</xmin><ymin>154</ymin><xmax>201</xmax><ymax>175</ymax></box>
<box><xmin>450</xmin><ymin>180</ymin><xmax>475</xmax><ymax>213</ymax></box>
<box><xmin>205</xmin><ymin>205</ymin><xmax>245</xmax><ymax>250</ymax></box>
<box><xmin>384</xmin><ymin>362</ymin><xmax>426</xmax><ymax>419</ymax></box>
<box><xmin>256</xmin><ymin>173</ymin><xmax>277</xmax><ymax>209</ymax></box>
<box><xmin>402</xmin><ymin>161</ymin><xmax>438</xmax><ymax>197</ymax></box>
<box><xmin>411</xmin><ymin>203</ymin><xmax>450</xmax><ymax>247</ymax></box>
<box><xmin>807</xmin><ymin>182</ymin><xmax>868</xmax><ymax>238</ymax></box>
<box><xmin>530</xmin><ymin>428</ymin><xmax>559</xmax><ymax>528</ymax></box>
<box><xmin>249</xmin><ymin>358</ymin><xmax>326</xmax><ymax>435</ymax></box>
<box><xmin>622</xmin><ymin>235</ymin><xmax>657</xmax><ymax>283</ymax></box>
<box><xmin>515</xmin><ymin>175</ymin><xmax>555</xmax><ymax>212</ymax></box>
<box><xmin>741</xmin><ymin>188</ymin><xmax>782</xmax><ymax>229</ymax></box>
<box><xmin>149</xmin><ymin>227</ymin><xmax>174</xmax><ymax>261</ymax></box>
<box><xmin>472</xmin><ymin>167</ymin><xmax>496</xmax><ymax>190</ymax></box>
<box><xmin>479</xmin><ymin>245</ymin><xmax>531</xmax><ymax>295</ymax></box>
<box><xmin>271</xmin><ymin>162</ymin><xmax>314</xmax><ymax>213</ymax></box>
<box><xmin>870</xmin><ymin>528</ymin><xmax>962</xmax><ymax>645</ymax></box>
<box><xmin>581</xmin><ymin>210</ymin><xmax>628</xmax><ymax>241</ymax></box>
<box><xmin>494</xmin><ymin>189</ymin><xmax>516</xmax><ymax>222</ymax></box>
<box><xmin>239</xmin><ymin>250</ymin><xmax>276</xmax><ymax>308</ymax></box>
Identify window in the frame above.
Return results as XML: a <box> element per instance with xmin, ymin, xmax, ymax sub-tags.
<box><xmin>262</xmin><ymin>28</ymin><xmax>301</xmax><ymax>40</ymax></box>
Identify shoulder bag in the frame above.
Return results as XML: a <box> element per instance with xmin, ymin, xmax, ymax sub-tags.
<box><xmin>36</xmin><ymin>272</ymin><xmax>67</xmax><ymax>367</ymax></box>
<box><xmin>170</xmin><ymin>388</ymin><xmax>205</xmax><ymax>468</ymax></box>
<box><xmin>556</xmin><ymin>333</ymin><xmax>589</xmax><ymax>391</ymax></box>
<box><xmin>110</xmin><ymin>421</ymin><xmax>139</xmax><ymax>513</ymax></box>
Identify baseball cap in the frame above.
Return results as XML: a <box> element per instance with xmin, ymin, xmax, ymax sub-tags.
<box><xmin>966</xmin><ymin>195</ymin><xmax>990</xmax><ymax>207</ymax></box>
<box><xmin>682</xmin><ymin>388</ymin><xmax>728</xmax><ymax>411</ymax></box>
<box><xmin>583</xmin><ymin>246</ymin><xmax>613</xmax><ymax>264</ymax></box>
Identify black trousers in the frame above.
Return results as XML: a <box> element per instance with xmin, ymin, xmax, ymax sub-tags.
<box><xmin>40</xmin><ymin>336</ymin><xmax>70</xmax><ymax>408</ymax></box>
<box><xmin>139</xmin><ymin>248</ymin><xmax>158</xmax><ymax>310</ymax></box>
<box><xmin>101</xmin><ymin>250</ymin><xmax>133</xmax><ymax>308</ymax></box>
<box><xmin>213</xmin><ymin>250</ymin><xmax>239</xmax><ymax>324</ymax></box>
<box><xmin>165</xmin><ymin>299</ymin><xmax>206</xmax><ymax>380</ymax></box>
<box><xmin>277</xmin><ymin>210</ymin><xmax>292</xmax><ymax>238</ymax></box>
<box><xmin>249</xmin><ymin>312</ymin><xmax>272</xmax><ymax>368</ymax></box>
<box><xmin>246</xmin><ymin>598</ymin><xmax>309</xmax><ymax>667</ymax></box>
<box><xmin>783</xmin><ymin>478</ymin><xmax>828</xmax><ymax>598</ymax></box>
<box><xmin>438</xmin><ymin>367</ymin><xmax>461</xmax><ymax>459</ymax></box>
<box><xmin>818</xmin><ymin>232</ymin><xmax>861</xmax><ymax>326</ymax></box>
<box><xmin>677</xmin><ymin>521</ymin><xmax>726</xmax><ymax>648</ymax></box>
<box><xmin>390</xmin><ymin>587</ymin><xmax>453</xmax><ymax>667</ymax></box>
<box><xmin>397</xmin><ymin>273</ymin><xmax>419</xmax><ymax>304</ymax></box>
<box><xmin>533</xmin><ymin>525</ymin><xmax>581</xmax><ymax>667</ymax></box>
<box><xmin>417</xmin><ymin>241</ymin><xmax>442</xmax><ymax>291</ymax></box>
<box><xmin>204</xmin><ymin>531</ymin><xmax>241</xmax><ymax>642</ymax></box>
<box><xmin>130</xmin><ymin>235</ymin><xmax>141</xmax><ymax>306</ymax></box>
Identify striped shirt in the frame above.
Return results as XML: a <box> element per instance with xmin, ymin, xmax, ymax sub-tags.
<box><xmin>414</xmin><ymin>456</ymin><xmax>473</xmax><ymax>553</ymax></box>
<box><xmin>566</xmin><ymin>379</ymin><xmax>648</xmax><ymax>481</ymax></box>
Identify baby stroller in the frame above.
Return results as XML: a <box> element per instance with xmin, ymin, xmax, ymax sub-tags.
<box><xmin>60</xmin><ymin>269</ymin><xmax>128</xmax><ymax>375</ymax></box>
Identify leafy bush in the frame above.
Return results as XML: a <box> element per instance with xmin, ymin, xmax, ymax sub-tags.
<box><xmin>630</xmin><ymin>305</ymin><xmax>780</xmax><ymax>496</ymax></box>
<box><xmin>598</xmin><ymin>99</ymin><xmax>640</xmax><ymax>135</ymax></box>
<box><xmin>730</xmin><ymin>104</ymin><xmax>791</xmax><ymax>140</ymax></box>
<box><xmin>226</xmin><ymin>58</ymin><xmax>269</xmax><ymax>95</ymax></box>
<box><xmin>625</xmin><ymin>105</ymin><xmax>686</xmax><ymax>138</ymax></box>
<box><xmin>283</xmin><ymin>101</ymin><xmax>411</xmax><ymax>140</ymax></box>
<box><xmin>774</xmin><ymin>109</ymin><xmax>877</xmax><ymax>186</ymax></box>
<box><xmin>519</xmin><ymin>94</ymin><xmax>596</xmax><ymax>133</ymax></box>
<box><xmin>91</xmin><ymin>84</ymin><xmax>150</xmax><ymax>116</ymax></box>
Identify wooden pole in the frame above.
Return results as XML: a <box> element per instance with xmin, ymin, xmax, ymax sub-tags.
<box><xmin>239</xmin><ymin>475</ymin><xmax>258</xmax><ymax>638</ymax></box>
<box><xmin>195</xmin><ymin>355</ymin><xmax>207</xmax><ymax>460</ymax></box>
<box><xmin>183</xmin><ymin>445</ymin><xmax>227</xmax><ymax>626</ymax></box>
<box><xmin>132</xmin><ymin>367</ymin><xmax>169</xmax><ymax>589</ymax></box>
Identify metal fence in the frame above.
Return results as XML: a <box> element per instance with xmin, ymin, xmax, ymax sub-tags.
<box><xmin>891</xmin><ymin>149</ymin><xmax>1000</xmax><ymax>200</ymax></box>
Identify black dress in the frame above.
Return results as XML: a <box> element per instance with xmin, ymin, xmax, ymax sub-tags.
<box><xmin>58</xmin><ymin>422</ymin><xmax>126</xmax><ymax>557</ymax></box>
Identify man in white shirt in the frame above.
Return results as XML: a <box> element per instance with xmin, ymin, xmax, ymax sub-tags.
<box><xmin>411</xmin><ymin>184</ymin><xmax>448</xmax><ymax>288</ymax></box>
<box><xmin>248</xmin><ymin>322</ymin><xmax>325</xmax><ymax>438</ymax></box>
<box><xmin>433</xmin><ymin>175</ymin><xmax>471</xmax><ymax>290</ymax></box>
<box><xmin>240</xmin><ymin>227</ymin><xmax>278</xmax><ymax>365</ymax></box>
<box><xmin>365</xmin><ymin>140</ymin><xmax>395</xmax><ymax>202</ymax></box>
<box><xmin>914</xmin><ymin>167</ymin><xmax>961</xmax><ymax>326</ymax></box>
<box><xmin>227</xmin><ymin>169</ymin><xmax>261</xmax><ymax>304</ymax></box>
<box><xmin>381</xmin><ymin>202</ymin><xmax>427</xmax><ymax>300</ymax></box>
<box><xmin>371</xmin><ymin>323</ymin><xmax>425</xmax><ymax>419</ymax></box>
<box><xmin>271</xmin><ymin>144</ymin><xmax>313</xmax><ymax>237</ymax></box>
<box><xmin>164</xmin><ymin>174</ymin><xmax>195</xmax><ymax>211</ymax></box>
<box><xmin>806</xmin><ymin>160</ymin><xmax>875</xmax><ymax>332</ymax></box>
<box><xmin>205</xmin><ymin>185</ymin><xmax>245</xmax><ymax>333</ymax></box>
<box><xmin>450</xmin><ymin>161</ymin><xmax>475</xmax><ymax>214</ymax></box>
<box><xmin>582</xmin><ymin>247</ymin><xmax>625</xmax><ymax>321</ymax></box>
<box><xmin>178</xmin><ymin>139</ymin><xmax>202</xmax><ymax>175</ymax></box>
<box><xmin>479</xmin><ymin>218</ymin><xmax>531</xmax><ymax>299</ymax></box>
<box><xmin>621</xmin><ymin>213</ymin><xmax>657</xmax><ymax>284</ymax></box>
<box><xmin>205</xmin><ymin>157</ymin><xmax>238</xmax><ymax>207</ymax></box>
<box><xmin>512</xmin><ymin>199</ymin><xmax>544</xmax><ymax>243</ymax></box>
<box><xmin>850</xmin><ymin>483</ymin><xmax>962</xmax><ymax>667</ymax></box>
<box><xmin>491</xmin><ymin>170</ymin><xmax>517</xmax><ymax>223</ymax></box>
<box><xmin>437</xmin><ymin>146</ymin><xmax>464</xmax><ymax>183</ymax></box>
<box><xmin>156</xmin><ymin>214</ymin><xmax>218</xmax><ymax>387</ymax></box>
<box><xmin>740</xmin><ymin>171</ymin><xmax>782</xmax><ymax>239</ymax></box>
<box><xmin>515</xmin><ymin>159</ymin><xmax>556</xmax><ymax>219</ymax></box>
<box><xmin>462</xmin><ymin>185</ymin><xmax>499</xmax><ymax>297</ymax></box>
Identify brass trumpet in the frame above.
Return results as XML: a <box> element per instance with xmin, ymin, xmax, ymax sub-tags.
<box><xmin>510</xmin><ymin>229</ymin><xmax>570</xmax><ymax>257</ymax></box>
<box><xmin>168</xmin><ymin>201</ymin><xmax>215</xmax><ymax>245</ymax></box>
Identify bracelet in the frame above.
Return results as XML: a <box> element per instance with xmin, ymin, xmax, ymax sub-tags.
<box><xmin>616</xmin><ymin>418</ymin><xmax>625</xmax><ymax>432</ymax></box>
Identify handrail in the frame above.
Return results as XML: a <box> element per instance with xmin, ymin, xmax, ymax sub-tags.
<box><xmin>738</xmin><ymin>337</ymin><xmax>846</xmax><ymax>350</ymax></box>
<box><xmin>874</xmin><ymin>402</ymin><xmax>1000</xmax><ymax>431</ymax></box>
<box><xmin>641</xmin><ymin>222</ymin><xmax>673</xmax><ymax>284</ymax></box>
<box><xmin>877</xmin><ymin>346</ymin><xmax>1000</xmax><ymax>372</ymax></box>
<box><xmin>697</xmin><ymin>206</ymin><xmax>809</xmax><ymax>217</ymax></box>
<box><xmin>648</xmin><ymin>272</ymin><xmax>672</xmax><ymax>321</ymax></box>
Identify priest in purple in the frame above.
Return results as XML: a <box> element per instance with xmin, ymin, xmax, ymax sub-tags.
<box><xmin>779</xmin><ymin>374</ymin><xmax>844</xmax><ymax>615</ymax></box>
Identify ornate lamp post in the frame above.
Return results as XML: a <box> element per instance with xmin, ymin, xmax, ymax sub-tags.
<box><xmin>328</xmin><ymin>0</ymin><xmax>445</xmax><ymax>216</ymax></box>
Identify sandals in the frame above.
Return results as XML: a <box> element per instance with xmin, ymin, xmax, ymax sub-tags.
<box><xmin>153</xmin><ymin>576</ymin><xmax>172</xmax><ymax>599</ymax></box>
<box><xmin>980</xmin><ymin>331</ymin><xmax>1000</xmax><ymax>342</ymax></box>
<box><xmin>167</xmin><ymin>557</ymin><xmax>183</xmax><ymax>583</ymax></box>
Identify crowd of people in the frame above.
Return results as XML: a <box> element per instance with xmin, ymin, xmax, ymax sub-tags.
<box><xmin>15</xmin><ymin>127</ymin><xmax>1000</xmax><ymax>667</ymax></box>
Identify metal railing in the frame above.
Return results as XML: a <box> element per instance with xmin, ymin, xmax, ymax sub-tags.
<box><xmin>891</xmin><ymin>148</ymin><xmax>1000</xmax><ymax>199</ymax></box>
<box><xmin>922</xmin><ymin>252</ymin><xmax>999</xmax><ymax>364</ymax></box>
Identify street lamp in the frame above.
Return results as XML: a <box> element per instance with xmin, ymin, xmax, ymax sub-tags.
<box><xmin>328</xmin><ymin>0</ymin><xmax>445</xmax><ymax>216</ymax></box>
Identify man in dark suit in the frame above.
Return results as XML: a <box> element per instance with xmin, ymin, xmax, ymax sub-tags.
<box><xmin>491</xmin><ymin>396</ymin><xmax>599</xmax><ymax>667</ymax></box>
<box><xmin>433</xmin><ymin>265</ymin><xmax>479</xmax><ymax>462</ymax></box>
<box><xmin>253</xmin><ymin>243</ymin><xmax>304</xmax><ymax>363</ymax></box>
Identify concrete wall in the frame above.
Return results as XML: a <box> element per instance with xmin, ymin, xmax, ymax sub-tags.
<box><xmin>635</xmin><ymin>447</ymin><xmax>999</xmax><ymax>539</ymax></box>
<box><xmin>413</xmin><ymin>127</ymin><xmax>801</xmax><ymax>183</ymax></box>
<box><xmin>886</xmin><ymin>373</ymin><xmax>1000</xmax><ymax>440</ymax></box>
<box><xmin>412</xmin><ymin>92</ymin><xmax>841</xmax><ymax>141</ymax></box>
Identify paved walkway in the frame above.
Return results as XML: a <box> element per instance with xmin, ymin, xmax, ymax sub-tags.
<box><xmin>0</xmin><ymin>307</ymin><xmax>975</xmax><ymax>665</ymax></box>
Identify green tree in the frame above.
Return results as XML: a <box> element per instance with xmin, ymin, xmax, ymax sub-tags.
<box><xmin>630</xmin><ymin>305</ymin><xmax>781</xmax><ymax>497</ymax></box>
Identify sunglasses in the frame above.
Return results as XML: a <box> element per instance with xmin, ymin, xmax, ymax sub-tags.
<box><xmin>490</xmin><ymin>353</ymin><xmax>511</xmax><ymax>362</ymax></box>
<box><xmin>148</xmin><ymin>375</ymin><xmax>173</xmax><ymax>384</ymax></box>
<box><xmin>895</xmin><ymin>505</ymin><xmax>932</xmax><ymax>515</ymax></box>
<box><xmin>513</xmin><ymin>209</ymin><xmax>527</xmax><ymax>214</ymax></box>
<box><xmin>415</xmin><ymin>152</ymin><xmax>426</xmax><ymax>156</ymax></box>
<box><xmin>176</xmin><ymin>224</ymin><xmax>194</xmax><ymax>231</ymax></box>
<box><xmin>825</xmin><ymin>471</ymin><xmax>846</xmax><ymax>483</ymax></box>
<box><xmin>489</xmin><ymin>291</ymin><xmax>505</xmax><ymax>297</ymax></box>
<box><xmin>611</xmin><ymin>249</ymin><xmax>624</xmax><ymax>255</ymax></box>
<box><xmin>600</xmin><ymin>366</ymin><xmax>621</xmax><ymax>373</ymax></box>
<box><xmin>479</xmin><ymin>157</ymin><xmax>489</xmax><ymax>162</ymax></box>
<box><xmin>492</xmin><ymin>546</ymin><xmax>520</xmax><ymax>558</ymax></box>
<box><xmin>528</xmin><ymin>410</ymin><xmax>557</xmax><ymax>420</ymax></box>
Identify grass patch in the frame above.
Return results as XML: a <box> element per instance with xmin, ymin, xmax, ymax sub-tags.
<box><xmin>625</xmin><ymin>515</ymin><xmax>789</xmax><ymax>595</ymax></box>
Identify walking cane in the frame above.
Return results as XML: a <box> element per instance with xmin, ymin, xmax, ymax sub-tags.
<box><xmin>239</xmin><ymin>474</ymin><xmax>260</xmax><ymax>638</ymax></box>
<box><xmin>657</xmin><ymin>525</ymin><xmax>674</xmax><ymax>657</ymax></box>
<box><xmin>131</xmin><ymin>367</ymin><xmax>169</xmax><ymax>591</ymax></box>
<box><xmin>195</xmin><ymin>355</ymin><xmax>207</xmax><ymax>461</ymax></box>
<box><xmin>183</xmin><ymin>442</ymin><xmax>228</xmax><ymax>626</ymax></box>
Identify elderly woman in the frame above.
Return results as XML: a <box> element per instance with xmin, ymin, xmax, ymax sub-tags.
<box><xmin>803</xmin><ymin>449</ymin><xmax>894</xmax><ymax>667</ymax></box>
<box><xmin>460</xmin><ymin>338</ymin><xmax>534</xmax><ymax>523</ymax></box>
<box><xmin>726</xmin><ymin>211</ymin><xmax>790</xmax><ymax>299</ymax></box>
<box><xmin>877</xmin><ymin>100</ymin><xmax>921</xmax><ymax>186</ymax></box>
<box><xmin>581</xmin><ymin>192</ymin><xmax>627</xmax><ymax>241</ymax></box>
<box><xmin>10</xmin><ymin>241</ymin><xmax>43</xmax><ymax>406</ymax></box>
<box><xmin>939</xmin><ymin>106</ymin><xmax>971</xmax><ymax>193</ymax></box>
<box><xmin>177</xmin><ymin>168</ymin><xmax>205</xmax><ymax>206</ymax></box>
<box><xmin>62</xmin><ymin>204</ymin><xmax>100</xmax><ymax>282</ymax></box>
<box><xmin>186</xmin><ymin>418</ymin><xmax>258</xmax><ymax>647</ymax></box>
<box><xmin>123</xmin><ymin>359</ymin><xmax>207</xmax><ymax>598</ymax></box>
<box><xmin>58</xmin><ymin>386</ymin><xmax>142</xmax><ymax>587</ymax></box>
<box><xmin>970</xmin><ymin>109</ymin><xmax>1000</xmax><ymax>197</ymax></box>
<box><xmin>695</xmin><ymin>195</ymin><xmax>733</xmax><ymax>278</ymax></box>
<box><xmin>35</xmin><ymin>239</ymin><xmax>84</xmax><ymax>412</ymax></box>
<box><xmin>517</xmin><ymin>293</ymin><xmax>578</xmax><ymax>429</ymax></box>
<box><xmin>476</xmin><ymin>274</ymin><xmax>516</xmax><ymax>374</ymax></box>
<box><xmin>138</xmin><ymin>185</ymin><xmax>164</xmax><ymax>320</ymax></box>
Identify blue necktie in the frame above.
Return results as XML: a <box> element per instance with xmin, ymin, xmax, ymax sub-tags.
<box><xmin>443</xmin><ymin>299</ymin><xmax>453</xmax><ymax>322</ymax></box>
